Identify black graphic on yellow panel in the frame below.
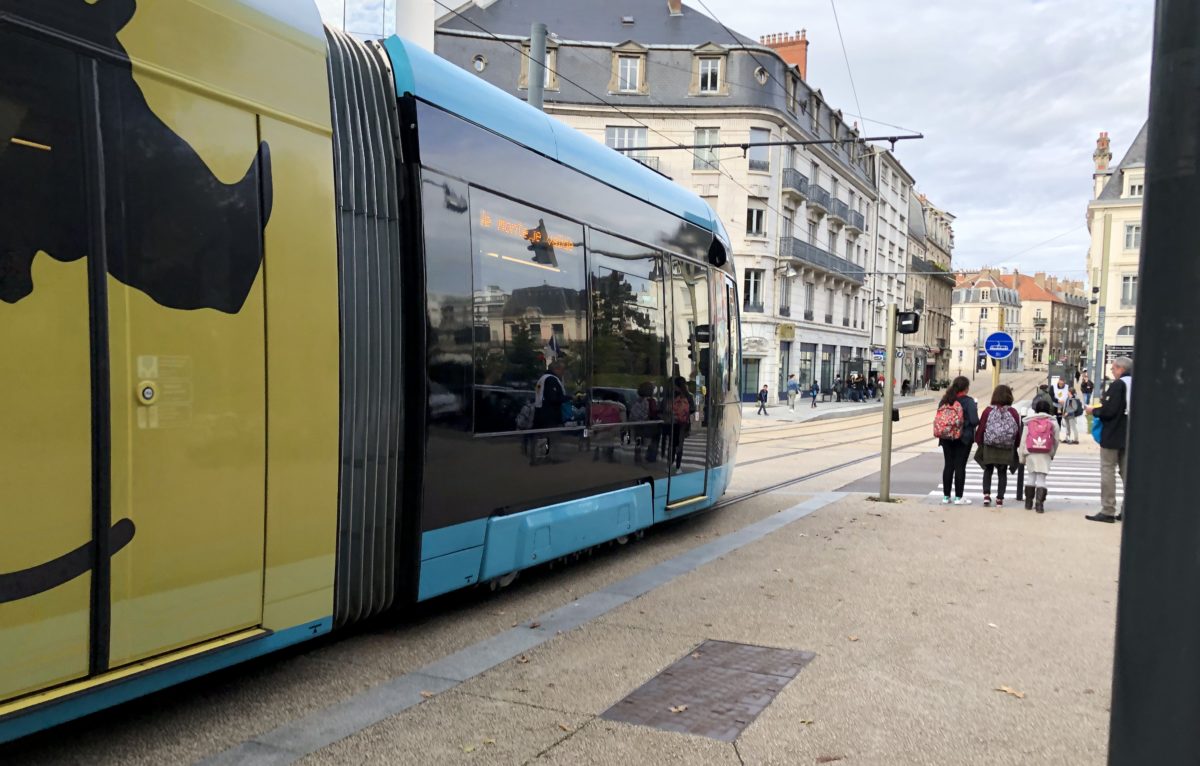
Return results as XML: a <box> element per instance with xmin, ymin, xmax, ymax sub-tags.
<box><xmin>0</xmin><ymin>521</ymin><xmax>135</xmax><ymax>604</ymax></box>
<box><xmin>0</xmin><ymin>0</ymin><xmax>272</xmax><ymax>313</ymax></box>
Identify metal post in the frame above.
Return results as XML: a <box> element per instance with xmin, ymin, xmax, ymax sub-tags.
<box><xmin>1109</xmin><ymin>1</ymin><xmax>1200</xmax><ymax>762</ymax></box>
<box><xmin>879</xmin><ymin>304</ymin><xmax>897</xmax><ymax>502</ymax></box>
<box><xmin>394</xmin><ymin>0</ymin><xmax>435</xmax><ymax>50</ymax></box>
<box><xmin>528</xmin><ymin>22</ymin><xmax>547</xmax><ymax>111</ymax></box>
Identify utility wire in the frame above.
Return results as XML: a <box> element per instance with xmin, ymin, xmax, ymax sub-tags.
<box><xmin>829</xmin><ymin>0</ymin><xmax>864</xmax><ymax>132</ymax></box>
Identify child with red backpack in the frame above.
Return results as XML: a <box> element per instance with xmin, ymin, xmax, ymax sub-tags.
<box><xmin>973</xmin><ymin>384</ymin><xmax>1022</xmax><ymax>507</ymax></box>
<box><xmin>1018</xmin><ymin>398</ymin><xmax>1060</xmax><ymax>512</ymax></box>
<box><xmin>933</xmin><ymin>376</ymin><xmax>979</xmax><ymax>505</ymax></box>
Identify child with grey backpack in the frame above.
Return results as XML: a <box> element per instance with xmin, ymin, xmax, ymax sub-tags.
<box><xmin>973</xmin><ymin>384</ymin><xmax>1022</xmax><ymax>507</ymax></box>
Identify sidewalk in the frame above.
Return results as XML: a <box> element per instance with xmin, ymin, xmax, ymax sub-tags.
<box><xmin>744</xmin><ymin>392</ymin><xmax>936</xmax><ymax>425</ymax></box>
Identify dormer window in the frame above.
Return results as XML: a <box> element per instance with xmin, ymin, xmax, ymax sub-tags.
<box><xmin>689</xmin><ymin>43</ymin><xmax>728</xmax><ymax>96</ymax></box>
<box><xmin>608</xmin><ymin>41</ymin><xmax>648</xmax><ymax>95</ymax></box>
<box><xmin>699</xmin><ymin>57</ymin><xmax>721</xmax><ymax>92</ymax></box>
<box><xmin>518</xmin><ymin>39</ymin><xmax>558</xmax><ymax>91</ymax></box>
<box><xmin>621</xmin><ymin>15</ymin><xmax>634</xmax><ymax>25</ymax></box>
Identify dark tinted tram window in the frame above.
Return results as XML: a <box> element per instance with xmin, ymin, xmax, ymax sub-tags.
<box><xmin>726</xmin><ymin>278</ymin><xmax>740</xmax><ymax>401</ymax></box>
<box><xmin>470</xmin><ymin>188</ymin><xmax>587</xmax><ymax>434</ymax></box>
<box><xmin>588</xmin><ymin>231</ymin><xmax>669</xmax><ymax>447</ymax></box>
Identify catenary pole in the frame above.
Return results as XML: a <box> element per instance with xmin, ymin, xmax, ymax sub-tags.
<box><xmin>1109</xmin><ymin>1</ymin><xmax>1200</xmax><ymax>763</ymax></box>
<box><xmin>528</xmin><ymin>22</ymin><xmax>547</xmax><ymax>111</ymax></box>
<box><xmin>879</xmin><ymin>304</ymin><xmax>897</xmax><ymax>501</ymax></box>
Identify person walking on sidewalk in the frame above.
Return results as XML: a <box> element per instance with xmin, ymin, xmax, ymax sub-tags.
<box><xmin>786</xmin><ymin>374</ymin><xmax>800</xmax><ymax>411</ymax></box>
<box><xmin>934</xmin><ymin>376</ymin><xmax>979</xmax><ymax>506</ymax></box>
<box><xmin>756</xmin><ymin>384</ymin><xmax>769</xmax><ymax>416</ymax></box>
<box><xmin>1062</xmin><ymin>387</ymin><xmax>1083</xmax><ymax>444</ymax></box>
<box><xmin>810</xmin><ymin>379</ymin><xmax>820</xmax><ymax>408</ymax></box>
<box><xmin>1019</xmin><ymin>398</ymin><xmax>1059</xmax><ymax>512</ymax></box>
<box><xmin>1081</xmin><ymin>373</ymin><xmax>1095</xmax><ymax>405</ymax></box>
<box><xmin>975</xmin><ymin>384</ymin><xmax>1022</xmax><ymax>507</ymax></box>
<box><xmin>1086</xmin><ymin>357</ymin><xmax>1132</xmax><ymax>523</ymax></box>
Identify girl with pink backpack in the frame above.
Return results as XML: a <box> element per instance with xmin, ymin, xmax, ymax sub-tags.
<box><xmin>1018</xmin><ymin>398</ymin><xmax>1060</xmax><ymax>512</ymax></box>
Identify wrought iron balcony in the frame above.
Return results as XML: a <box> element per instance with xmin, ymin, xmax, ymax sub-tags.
<box><xmin>1032</xmin><ymin>316</ymin><xmax>1048</xmax><ymax>327</ymax></box>
<box><xmin>779</xmin><ymin>305</ymin><xmax>791</xmax><ymax>317</ymax></box>
<box><xmin>782</xmin><ymin>168</ymin><xmax>809</xmax><ymax>201</ymax></box>
<box><xmin>909</xmin><ymin>254</ymin><xmax>957</xmax><ymax>286</ymax></box>
<box><xmin>634</xmin><ymin>156</ymin><xmax>660</xmax><ymax>171</ymax></box>
<box><xmin>825</xmin><ymin>313</ymin><xmax>834</xmax><ymax>324</ymax></box>
<box><xmin>744</xmin><ymin>301</ymin><xmax>764</xmax><ymax>313</ymax></box>
<box><xmin>829</xmin><ymin>198</ymin><xmax>849</xmax><ymax>224</ymax></box>
<box><xmin>847</xmin><ymin>210</ymin><xmax>865</xmax><ymax>233</ymax></box>
<box><xmin>778</xmin><ymin>237</ymin><xmax>866</xmax><ymax>285</ymax></box>
<box><xmin>808</xmin><ymin>185</ymin><xmax>831</xmax><ymax>215</ymax></box>
<box><xmin>804</xmin><ymin>309</ymin><xmax>814</xmax><ymax>321</ymax></box>
<box><xmin>1032</xmin><ymin>338</ymin><xmax>1046</xmax><ymax>347</ymax></box>
<box><xmin>842</xmin><ymin>317</ymin><xmax>850</xmax><ymax>327</ymax></box>
<box><xmin>936</xmin><ymin>337</ymin><xmax>947</xmax><ymax>349</ymax></box>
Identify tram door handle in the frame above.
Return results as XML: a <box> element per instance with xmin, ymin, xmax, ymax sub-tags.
<box><xmin>137</xmin><ymin>380</ymin><xmax>159</xmax><ymax>406</ymax></box>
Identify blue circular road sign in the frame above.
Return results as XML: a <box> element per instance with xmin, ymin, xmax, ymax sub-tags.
<box><xmin>984</xmin><ymin>331</ymin><xmax>1016</xmax><ymax>360</ymax></box>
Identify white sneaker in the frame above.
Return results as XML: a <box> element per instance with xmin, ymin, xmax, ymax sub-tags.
<box><xmin>941</xmin><ymin>496</ymin><xmax>951</xmax><ymax>505</ymax></box>
<box><xmin>954</xmin><ymin>497</ymin><xmax>972</xmax><ymax>505</ymax></box>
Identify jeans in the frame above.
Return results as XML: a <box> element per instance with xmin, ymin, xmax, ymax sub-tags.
<box><xmin>1100</xmin><ymin>447</ymin><xmax>1127</xmax><ymax>517</ymax></box>
<box><xmin>757</xmin><ymin>401</ymin><xmax>767</xmax><ymax>415</ymax></box>
<box><xmin>1063</xmin><ymin>416</ymin><xmax>1078</xmax><ymax>442</ymax></box>
<box><xmin>787</xmin><ymin>391</ymin><xmax>797</xmax><ymax>410</ymax></box>
<box><xmin>982</xmin><ymin>464</ymin><xmax>1008</xmax><ymax>499</ymax></box>
<box><xmin>1083</xmin><ymin>392</ymin><xmax>1093</xmax><ymax>405</ymax></box>
<box><xmin>811</xmin><ymin>393</ymin><xmax>818</xmax><ymax>408</ymax></box>
<box><xmin>941</xmin><ymin>440</ymin><xmax>970</xmax><ymax>498</ymax></box>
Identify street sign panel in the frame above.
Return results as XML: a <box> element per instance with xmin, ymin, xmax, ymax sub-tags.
<box><xmin>984</xmin><ymin>331</ymin><xmax>1015</xmax><ymax>360</ymax></box>
<box><xmin>871</xmin><ymin>349</ymin><xmax>885</xmax><ymax>363</ymax></box>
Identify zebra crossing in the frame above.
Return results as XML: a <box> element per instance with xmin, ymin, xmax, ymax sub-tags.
<box><xmin>928</xmin><ymin>456</ymin><xmax>1124</xmax><ymax>503</ymax></box>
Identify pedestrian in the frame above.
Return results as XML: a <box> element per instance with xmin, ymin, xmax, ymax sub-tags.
<box><xmin>756</xmin><ymin>384</ymin><xmax>769</xmax><ymax>416</ymax></box>
<box><xmin>933</xmin><ymin>375</ymin><xmax>979</xmax><ymax>505</ymax></box>
<box><xmin>1033</xmin><ymin>384</ymin><xmax>1055</xmax><ymax>413</ymax></box>
<box><xmin>867</xmin><ymin>377</ymin><xmax>876</xmax><ymax>401</ymax></box>
<box><xmin>786</xmin><ymin>374</ymin><xmax>800</xmax><ymax>411</ymax></box>
<box><xmin>834</xmin><ymin>375</ymin><xmax>844</xmax><ymax>402</ymax></box>
<box><xmin>1086</xmin><ymin>357</ymin><xmax>1132</xmax><ymax>523</ymax></box>
<box><xmin>810</xmin><ymin>379</ymin><xmax>820</xmax><ymax>408</ymax></box>
<box><xmin>975</xmin><ymin>384</ymin><xmax>1022</xmax><ymax>507</ymax></box>
<box><xmin>1080</xmin><ymin>373</ymin><xmax>1095</xmax><ymax>405</ymax></box>
<box><xmin>1053</xmin><ymin>378</ymin><xmax>1069</xmax><ymax>428</ymax></box>
<box><xmin>1018</xmin><ymin>398</ymin><xmax>1059</xmax><ymax>512</ymax></box>
<box><xmin>1062</xmin><ymin>387</ymin><xmax>1083</xmax><ymax>444</ymax></box>
<box><xmin>901</xmin><ymin>379</ymin><xmax>911</xmax><ymax>397</ymax></box>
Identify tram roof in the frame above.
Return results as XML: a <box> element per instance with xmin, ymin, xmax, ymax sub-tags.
<box><xmin>381</xmin><ymin>36</ymin><xmax>726</xmax><ymax>244</ymax></box>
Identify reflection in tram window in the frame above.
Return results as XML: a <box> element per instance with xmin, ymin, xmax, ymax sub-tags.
<box><xmin>669</xmin><ymin>261</ymin><xmax>710</xmax><ymax>476</ymax></box>
<box><xmin>470</xmin><ymin>188</ymin><xmax>587</xmax><ymax>434</ymax></box>
<box><xmin>588</xmin><ymin>232</ymin><xmax>669</xmax><ymax>464</ymax></box>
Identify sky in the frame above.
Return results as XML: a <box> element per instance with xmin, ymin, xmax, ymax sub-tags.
<box><xmin>319</xmin><ymin>1</ymin><xmax>1154</xmax><ymax>279</ymax></box>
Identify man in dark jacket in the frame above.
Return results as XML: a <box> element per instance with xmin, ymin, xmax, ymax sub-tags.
<box><xmin>1086</xmin><ymin>356</ymin><xmax>1132</xmax><ymax>523</ymax></box>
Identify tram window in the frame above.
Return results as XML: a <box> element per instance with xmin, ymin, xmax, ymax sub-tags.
<box><xmin>588</xmin><ymin>232</ymin><xmax>669</xmax><ymax>431</ymax></box>
<box><xmin>470</xmin><ymin>188</ymin><xmax>587</xmax><ymax>434</ymax></box>
<box><xmin>726</xmin><ymin>278</ymin><xmax>740</xmax><ymax>398</ymax></box>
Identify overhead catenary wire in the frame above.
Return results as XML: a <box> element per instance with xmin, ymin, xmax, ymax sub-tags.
<box><xmin>828</xmin><ymin>0</ymin><xmax>864</xmax><ymax>133</ymax></box>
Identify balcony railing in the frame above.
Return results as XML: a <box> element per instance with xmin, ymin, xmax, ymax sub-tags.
<box><xmin>782</xmin><ymin>168</ymin><xmax>809</xmax><ymax>200</ymax></box>
<box><xmin>848</xmin><ymin>210</ymin><xmax>866</xmax><ymax>233</ymax></box>
<box><xmin>1032</xmin><ymin>316</ymin><xmax>1048</xmax><ymax>327</ymax></box>
<box><xmin>804</xmin><ymin>310</ymin><xmax>814</xmax><ymax>321</ymax></box>
<box><xmin>842</xmin><ymin>317</ymin><xmax>850</xmax><ymax>327</ymax></box>
<box><xmin>748</xmin><ymin>158</ymin><xmax>770</xmax><ymax>172</ymax></box>
<box><xmin>909</xmin><ymin>254</ymin><xmax>957</xmax><ymax>285</ymax></box>
<box><xmin>778</xmin><ymin>237</ymin><xmax>866</xmax><ymax>285</ymax></box>
<box><xmin>936</xmin><ymin>337</ymin><xmax>947</xmax><ymax>349</ymax></box>
<box><xmin>1032</xmin><ymin>338</ymin><xmax>1046</xmax><ymax>347</ymax></box>
<box><xmin>825</xmin><ymin>313</ymin><xmax>834</xmax><ymax>324</ymax></box>
<box><xmin>779</xmin><ymin>305</ymin><xmax>791</xmax><ymax>317</ymax></box>
<box><xmin>808</xmin><ymin>185</ymin><xmax>831</xmax><ymax>214</ymax></box>
<box><xmin>830</xmin><ymin>198</ymin><xmax>849</xmax><ymax>224</ymax></box>
<box><xmin>634</xmin><ymin>156</ymin><xmax>660</xmax><ymax>171</ymax></box>
<box><xmin>744</xmin><ymin>302</ymin><xmax>764</xmax><ymax>313</ymax></box>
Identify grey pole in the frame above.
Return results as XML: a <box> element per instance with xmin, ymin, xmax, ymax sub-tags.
<box><xmin>879</xmin><ymin>303</ymin><xmax>897</xmax><ymax>502</ymax></box>
<box><xmin>1109</xmin><ymin>1</ymin><xmax>1200</xmax><ymax>763</ymax></box>
<box><xmin>528</xmin><ymin>22</ymin><xmax>547</xmax><ymax>111</ymax></box>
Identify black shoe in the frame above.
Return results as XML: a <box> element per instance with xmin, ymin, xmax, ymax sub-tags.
<box><xmin>1085</xmin><ymin>512</ymin><xmax>1116</xmax><ymax>523</ymax></box>
<box><xmin>1114</xmin><ymin>513</ymin><xmax>1123</xmax><ymax>521</ymax></box>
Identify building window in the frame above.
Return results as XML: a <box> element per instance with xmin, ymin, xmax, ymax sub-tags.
<box><xmin>748</xmin><ymin>127</ymin><xmax>770</xmax><ymax>172</ymax></box>
<box><xmin>698</xmin><ymin>56</ymin><xmax>721</xmax><ymax>93</ymax></box>
<box><xmin>1121</xmin><ymin>275</ymin><xmax>1138</xmax><ymax>307</ymax></box>
<box><xmin>808</xmin><ymin>219</ymin><xmax>818</xmax><ymax>244</ymax></box>
<box><xmin>805</xmin><ymin>283</ymin><xmax>815</xmax><ymax>316</ymax></box>
<box><xmin>980</xmin><ymin>308</ymin><xmax>989</xmax><ymax>319</ymax></box>
<box><xmin>1129</xmin><ymin>181</ymin><xmax>1144</xmax><ymax>197</ymax></box>
<box><xmin>779</xmin><ymin>275</ymin><xmax>792</xmax><ymax>311</ymax></box>
<box><xmin>743</xmin><ymin>269</ymin><xmax>764</xmax><ymax>311</ymax></box>
<box><xmin>1124</xmin><ymin>223</ymin><xmax>1142</xmax><ymax>250</ymax></box>
<box><xmin>959</xmin><ymin>328</ymin><xmax>964</xmax><ymax>340</ymax></box>
<box><xmin>746</xmin><ymin>205</ymin><xmax>765</xmax><ymax>237</ymax></box>
<box><xmin>693</xmin><ymin>127</ymin><xmax>719</xmax><ymax>171</ymax></box>
<box><xmin>981</xmin><ymin>289</ymin><xmax>990</xmax><ymax>301</ymax></box>
<box><xmin>825</xmin><ymin>288</ymin><xmax>834</xmax><ymax>323</ymax></box>
<box><xmin>781</xmin><ymin>213</ymin><xmax>793</xmax><ymax>240</ymax></box>
<box><xmin>617</xmin><ymin>55</ymin><xmax>641</xmax><ymax>92</ymax></box>
<box><xmin>605</xmin><ymin>126</ymin><xmax>647</xmax><ymax>160</ymax></box>
<box><xmin>520</xmin><ymin>45</ymin><xmax>558</xmax><ymax>91</ymax></box>
<box><xmin>1116</xmin><ymin>324</ymin><xmax>1135</xmax><ymax>337</ymax></box>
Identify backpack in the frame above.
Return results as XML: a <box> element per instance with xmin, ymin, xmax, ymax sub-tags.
<box><xmin>1026</xmin><ymin>417</ymin><xmax>1056</xmax><ymax>454</ymax></box>
<box><xmin>630</xmin><ymin>397</ymin><xmax>649</xmax><ymax>422</ymax></box>
<box><xmin>672</xmin><ymin>395</ymin><xmax>691</xmax><ymax>424</ymax></box>
<box><xmin>1068</xmin><ymin>397</ymin><xmax>1083</xmax><ymax>417</ymax></box>
<box><xmin>933</xmin><ymin>401</ymin><xmax>964</xmax><ymax>440</ymax></box>
<box><xmin>982</xmin><ymin>406</ymin><xmax>1018</xmax><ymax>448</ymax></box>
<box><xmin>515</xmin><ymin>402</ymin><xmax>534</xmax><ymax>430</ymax></box>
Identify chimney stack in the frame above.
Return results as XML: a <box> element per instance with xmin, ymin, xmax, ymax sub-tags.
<box><xmin>667</xmin><ymin>0</ymin><xmax>682</xmax><ymax>16</ymax></box>
<box><xmin>762</xmin><ymin>28</ymin><xmax>808</xmax><ymax>81</ymax></box>
<box><xmin>1093</xmin><ymin>131</ymin><xmax>1112</xmax><ymax>172</ymax></box>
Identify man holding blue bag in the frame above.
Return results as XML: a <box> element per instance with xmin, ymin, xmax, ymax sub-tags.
<box><xmin>1086</xmin><ymin>357</ymin><xmax>1132</xmax><ymax>523</ymax></box>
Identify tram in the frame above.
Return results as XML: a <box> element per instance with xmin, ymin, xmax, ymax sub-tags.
<box><xmin>0</xmin><ymin>0</ymin><xmax>740</xmax><ymax>742</ymax></box>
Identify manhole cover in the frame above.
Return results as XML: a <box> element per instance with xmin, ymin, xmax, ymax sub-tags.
<box><xmin>600</xmin><ymin>639</ymin><xmax>815</xmax><ymax>741</ymax></box>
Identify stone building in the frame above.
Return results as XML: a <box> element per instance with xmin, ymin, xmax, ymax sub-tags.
<box><xmin>870</xmin><ymin>151</ymin><xmax>914</xmax><ymax>384</ymax></box>
<box><xmin>998</xmin><ymin>272</ymin><xmax>1088</xmax><ymax>373</ymax></box>
<box><xmin>950</xmin><ymin>271</ymin><xmax>1022</xmax><ymax>377</ymax></box>
<box><xmin>906</xmin><ymin>194</ymin><xmax>955</xmax><ymax>386</ymax></box>
<box><xmin>1086</xmin><ymin>124</ymin><xmax>1145</xmax><ymax>373</ymax></box>
<box><xmin>435</xmin><ymin>0</ymin><xmax>912</xmax><ymax>400</ymax></box>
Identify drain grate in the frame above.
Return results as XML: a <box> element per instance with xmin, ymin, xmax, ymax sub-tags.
<box><xmin>600</xmin><ymin>640</ymin><xmax>815</xmax><ymax>742</ymax></box>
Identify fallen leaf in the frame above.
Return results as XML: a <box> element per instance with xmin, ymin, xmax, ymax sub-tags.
<box><xmin>847</xmin><ymin>635</ymin><xmax>859</xmax><ymax>642</ymax></box>
<box><xmin>529</xmin><ymin>621</ymin><xmax>542</xmax><ymax>629</ymax></box>
<box><xmin>996</xmin><ymin>685</ymin><xmax>1026</xmax><ymax>699</ymax></box>
<box><xmin>517</xmin><ymin>655</ymin><xmax>530</xmax><ymax>664</ymax></box>
<box><xmin>816</xmin><ymin>757</ymin><xmax>845</xmax><ymax>764</ymax></box>
<box><xmin>669</xmin><ymin>704</ymin><xmax>689</xmax><ymax>714</ymax></box>
<box><xmin>462</xmin><ymin>744</ymin><xmax>476</xmax><ymax>753</ymax></box>
<box><xmin>557</xmin><ymin>722</ymin><xmax>570</xmax><ymax>732</ymax></box>
<box><xmin>987</xmin><ymin>623</ymin><xmax>999</xmax><ymax>629</ymax></box>
<box><xmin>420</xmin><ymin>690</ymin><xmax>434</xmax><ymax>699</ymax></box>
<box><xmin>799</xmin><ymin>533</ymin><xmax>808</xmax><ymax>537</ymax></box>
<box><xmin>482</xmin><ymin>738</ymin><xmax>497</xmax><ymax>746</ymax></box>
<box><xmin>773</xmin><ymin>568</ymin><xmax>782</xmax><ymax>573</ymax></box>
<box><xmin>800</xmin><ymin>718</ymin><xmax>814</xmax><ymax>725</ymax></box>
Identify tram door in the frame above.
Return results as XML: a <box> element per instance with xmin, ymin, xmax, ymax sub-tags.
<box><xmin>103</xmin><ymin>71</ymin><xmax>268</xmax><ymax>666</ymax></box>
<box><xmin>667</xmin><ymin>260</ymin><xmax>711</xmax><ymax>504</ymax></box>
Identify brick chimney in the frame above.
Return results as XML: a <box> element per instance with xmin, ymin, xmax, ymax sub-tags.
<box><xmin>1034</xmin><ymin>272</ymin><xmax>1047</xmax><ymax>289</ymax></box>
<box><xmin>760</xmin><ymin>29</ymin><xmax>808</xmax><ymax>81</ymax></box>
<box><xmin>1093</xmin><ymin>131</ymin><xmax>1112</xmax><ymax>172</ymax></box>
<box><xmin>667</xmin><ymin>0</ymin><xmax>682</xmax><ymax>16</ymax></box>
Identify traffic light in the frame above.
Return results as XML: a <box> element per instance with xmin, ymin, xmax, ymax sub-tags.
<box><xmin>897</xmin><ymin>311</ymin><xmax>920</xmax><ymax>334</ymax></box>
